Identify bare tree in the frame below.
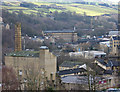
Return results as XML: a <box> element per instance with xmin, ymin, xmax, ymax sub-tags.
<box><xmin>2</xmin><ymin>66</ymin><xmax>19</xmax><ymax>90</ymax></box>
<box><xmin>22</xmin><ymin>63</ymin><xmax>49</xmax><ymax>90</ymax></box>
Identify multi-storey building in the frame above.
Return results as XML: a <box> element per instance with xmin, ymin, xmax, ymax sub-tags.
<box><xmin>110</xmin><ymin>36</ymin><xmax>120</xmax><ymax>55</ymax></box>
<box><xmin>5</xmin><ymin>46</ymin><xmax>57</xmax><ymax>89</ymax></box>
<box><xmin>43</xmin><ymin>30</ymin><xmax>78</xmax><ymax>42</ymax></box>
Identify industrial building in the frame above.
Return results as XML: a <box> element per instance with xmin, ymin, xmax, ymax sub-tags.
<box><xmin>5</xmin><ymin>46</ymin><xmax>57</xmax><ymax>81</ymax></box>
<box><xmin>43</xmin><ymin>30</ymin><xmax>78</xmax><ymax>42</ymax></box>
<box><xmin>108</xmin><ymin>30</ymin><xmax>120</xmax><ymax>55</ymax></box>
<box><xmin>4</xmin><ymin>23</ymin><xmax>58</xmax><ymax>89</ymax></box>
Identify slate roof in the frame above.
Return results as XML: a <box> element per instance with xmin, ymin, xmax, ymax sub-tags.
<box><xmin>104</xmin><ymin>70</ymin><xmax>113</xmax><ymax>75</ymax></box>
<box><xmin>107</xmin><ymin>60</ymin><xmax>120</xmax><ymax>67</ymax></box>
<box><xmin>96</xmin><ymin>59</ymin><xmax>107</xmax><ymax>66</ymax></box>
<box><xmin>61</xmin><ymin>75</ymin><xmax>102</xmax><ymax>85</ymax></box>
<box><xmin>60</xmin><ymin>61</ymin><xmax>83</xmax><ymax>68</ymax></box>
<box><xmin>96</xmin><ymin>59</ymin><xmax>120</xmax><ymax>67</ymax></box>
<box><xmin>61</xmin><ymin>75</ymin><xmax>88</xmax><ymax>84</ymax></box>
<box><xmin>109</xmin><ymin>31</ymin><xmax>120</xmax><ymax>36</ymax></box>
<box><xmin>112</xmin><ymin>36</ymin><xmax>120</xmax><ymax>40</ymax></box>
<box><xmin>44</xmin><ymin>30</ymin><xmax>76</xmax><ymax>33</ymax></box>
<box><xmin>59</xmin><ymin>68</ymin><xmax>86</xmax><ymax>75</ymax></box>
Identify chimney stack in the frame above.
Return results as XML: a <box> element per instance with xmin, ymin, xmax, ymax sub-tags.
<box><xmin>15</xmin><ymin>23</ymin><xmax>22</xmax><ymax>52</ymax></box>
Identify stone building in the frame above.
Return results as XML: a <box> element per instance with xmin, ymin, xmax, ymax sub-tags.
<box><xmin>43</xmin><ymin>30</ymin><xmax>78</xmax><ymax>42</ymax></box>
<box><xmin>5</xmin><ymin>46</ymin><xmax>57</xmax><ymax>86</ymax></box>
<box><xmin>110</xmin><ymin>36</ymin><xmax>120</xmax><ymax>55</ymax></box>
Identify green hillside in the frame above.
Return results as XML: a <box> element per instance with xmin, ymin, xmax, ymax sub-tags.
<box><xmin>2</xmin><ymin>1</ymin><xmax>117</xmax><ymax>16</ymax></box>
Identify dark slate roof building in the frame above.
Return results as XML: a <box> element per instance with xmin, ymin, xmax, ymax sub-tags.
<box><xmin>104</xmin><ymin>70</ymin><xmax>113</xmax><ymax>75</ymax></box>
<box><xmin>44</xmin><ymin>30</ymin><xmax>76</xmax><ymax>33</ymax></box>
<box><xmin>60</xmin><ymin>61</ymin><xmax>83</xmax><ymax>68</ymax></box>
<box><xmin>95</xmin><ymin>59</ymin><xmax>120</xmax><ymax>67</ymax></box>
<box><xmin>59</xmin><ymin>68</ymin><xmax>86</xmax><ymax>75</ymax></box>
<box><xmin>107</xmin><ymin>60</ymin><xmax>120</xmax><ymax>67</ymax></box>
<box><xmin>112</xmin><ymin>36</ymin><xmax>120</xmax><ymax>40</ymax></box>
<box><xmin>96</xmin><ymin>59</ymin><xmax>107</xmax><ymax>66</ymax></box>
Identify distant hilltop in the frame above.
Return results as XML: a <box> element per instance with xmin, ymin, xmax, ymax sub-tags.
<box><xmin>2</xmin><ymin>0</ymin><xmax>119</xmax><ymax>4</ymax></box>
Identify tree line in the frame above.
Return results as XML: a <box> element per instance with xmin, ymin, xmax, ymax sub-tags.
<box><xmin>2</xmin><ymin>9</ymin><xmax>118</xmax><ymax>37</ymax></box>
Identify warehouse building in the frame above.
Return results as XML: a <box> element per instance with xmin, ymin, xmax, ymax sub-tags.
<box><xmin>43</xmin><ymin>30</ymin><xmax>78</xmax><ymax>42</ymax></box>
<box><xmin>5</xmin><ymin>46</ymin><xmax>57</xmax><ymax>83</ymax></box>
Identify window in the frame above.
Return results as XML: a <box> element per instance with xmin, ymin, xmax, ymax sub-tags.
<box><xmin>19</xmin><ymin>70</ymin><xmax>22</xmax><ymax>76</ymax></box>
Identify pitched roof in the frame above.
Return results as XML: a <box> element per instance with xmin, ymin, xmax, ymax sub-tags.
<box><xmin>60</xmin><ymin>61</ymin><xmax>83</xmax><ymax>68</ymax></box>
<box><xmin>61</xmin><ymin>75</ymin><xmax>88</xmax><ymax>84</ymax></box>
<box><xmin>107</xmin><ymin>60</ymin><xmax>120</xmax><ymax>67</ymax></box>
<box><xmin>96</xmin><ymin>59</ymin><xmax>120</xmax><ymax>67</ymax></box>
<box><xmin>104</xmin><ymin>70</ymin><xmax>113</xmax><ymax>75</ymax></box>
<box><xmin>112</xmin><ymin>36</ymin><xmax>120</xmax><ymax>40</ymax></box>
<box><xmin>59</xmin><ymin>68</ymin><xmax>86</xmax><ymax>75</ymax></box>
<box><xmin>96</xmin><ymin>59</ymin><xmax>107</xmax><ymax>66</ymax></box>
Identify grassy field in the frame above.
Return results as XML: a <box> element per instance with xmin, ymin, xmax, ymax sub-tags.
<box><xmin>59</xmin><ymin>4</ymin><xmax>117</xmax><ymax>16</ymax></box>
<box><xmin>2</xmin><ymin>1</ymin><xmax>118</xmax><ymax>16</ymax></box>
